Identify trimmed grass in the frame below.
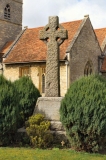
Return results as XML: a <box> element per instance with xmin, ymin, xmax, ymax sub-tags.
<box><xmin>0</xmin><ymin>148</ymin><xmax>106</xmax><ymax>160</ymax></box>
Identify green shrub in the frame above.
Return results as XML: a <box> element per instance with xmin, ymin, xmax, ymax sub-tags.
<box><xmin>26</xmin><ymin>114</ymin><xmax>53</xmax><ymax>148</ymax></box>
<box><xmin>60</xmin><ymin>75</ymin><xmax>106</xmax><ymax>152</ymax></box>
<box><xmin>0</xmin><ymin>75</ymin><xmax>19</xmax><ymax>145</ymax></box>
<box><xmin>14</xmin><ymin>76</ymin><xmax>41</xmax><ymax>126</ymax></box>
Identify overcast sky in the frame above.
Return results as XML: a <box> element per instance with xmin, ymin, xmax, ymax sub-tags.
<box><xmin>23</xmin><ymin>0</ymin><xmax>106</xmax><ymax>29</ymax></box>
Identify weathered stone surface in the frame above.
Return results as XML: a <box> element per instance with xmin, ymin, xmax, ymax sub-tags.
<box><xmin>34</xmin><ymin>97</ymin><xmax>63</xmax><ymax>121</ymax></box>
<box><xmin>33</xmin><ymin>97</ymin><xmax>67</xmax><ymax>140</ymax></box>
<box><xmin>0</xmin><ymin>0</ymin><xmax>22</xmax><ymax>50</ymax></box>
<box><xmin>50</xmin><ymin>121</ymin><xmax>65</xmax><ymax>131</ymax></box>
<box><xmin>33</xmin><ymin>97</ymin><xmax>68</xmax><ymax>142</ymax></box>
<box><xmin>39</xmin><ymin>16</ymin><xmax>67</xmax><ymax>97</ymax></box>
<box><xmin>51</xmin><ymin>131</ymin><xmax>68</xmax><ymax>143</ymax></box>
<box><xmin>66</xmin><ymin>16</ymin><xmax>102</xmax><ymax>83</ymax></box>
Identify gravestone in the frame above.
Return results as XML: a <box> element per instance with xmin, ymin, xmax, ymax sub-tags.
<box><xmin>34</xmin><ymin>16</ymin><xmax>67</xmax><ymax>142</ymax></box>
<box><xmin>39</xmin><ymin>16</ymin><xmax>67</xmax><ymax>97</ymax></box>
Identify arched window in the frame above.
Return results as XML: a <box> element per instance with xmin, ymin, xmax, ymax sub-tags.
<box><xmin>84</xmin><ymin>61</ymin><xmax>93</xmax><ymax>76</ymax></box>
<box><xmin>42</xmin><ymin>74</ymin><xmax>45</xmax><ymax>93</ymax></box>
<box><xmin>4</xmin><ymin>4</ymin><xmax>10</xmax><ymax>20</ymax></box>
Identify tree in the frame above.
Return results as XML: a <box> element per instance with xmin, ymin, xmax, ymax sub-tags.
<box><xmin>0</xmin><ymin>75</ymin><xmax>19</xmax><ymax>145</ymax></box>
<box><xmin>60</xmin><ymin>75</ymin><xmax>106</xmax><ymax>152</ymax></box>
<box><xmin>14</xmin><ymin>76</ymin><xmax>41</xmax><ymax>126</ymax></box>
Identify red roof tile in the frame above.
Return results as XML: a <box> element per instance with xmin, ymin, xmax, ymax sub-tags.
<box><xmin>95</xmin><ymin>28</ymin><xmax>106</xmax><ymax>46</ymax></box>
<box><xmin>4</xmin><ymin>20</ymin><xmax>82</xmax><ymax>63</ymax></box>
<box><xmin>95</xmin><ymin>28</ymin><xmax>106</xmax><ymax>72</ymax></box>
<box><xmin>1</xmin><ymin>41</ymin><xmax>13</xmax><ymax>54</ymax></box>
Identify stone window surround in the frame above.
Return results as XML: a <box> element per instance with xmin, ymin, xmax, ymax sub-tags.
<box><xmin>84</xmin><ymin>60</ymin><xmax>93</xmax><ymax>76</ymax></box>
<box><xmin>4</xmin><ymin>4</ymin><xmax>11</xmax><ymax>20</ymax></box>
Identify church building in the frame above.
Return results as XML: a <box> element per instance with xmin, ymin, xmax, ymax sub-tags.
<box><xmin>0</xmin><ymin>0</ymin><xmax>106</xmax><ymax>96</ymax></box>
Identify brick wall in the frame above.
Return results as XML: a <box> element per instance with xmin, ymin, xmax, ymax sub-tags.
<box><xmin>4</xmin><ymin>62</ymin><xmax>67</xmax><ymax>96</ymax></box>
<box><xmin>4</xmin><ymin>64</ymin><xmax>39</xmax><ymax>89</ymax></box>
<box><xmin>3</xmin><ymin>64</ymin><xmax>19</xmax><ymax>81</ymax></box>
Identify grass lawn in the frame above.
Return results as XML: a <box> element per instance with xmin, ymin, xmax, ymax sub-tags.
<box><xmin>0</xmin><ymin>147</ymin><xmax>106</xmax><ymax>160</ymax></box>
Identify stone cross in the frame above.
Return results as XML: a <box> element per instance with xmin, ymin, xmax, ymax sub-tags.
<box><xmin>39</xmin><ymin>16</ymin><xmax>67</xmax><ymax>97</ymax></box>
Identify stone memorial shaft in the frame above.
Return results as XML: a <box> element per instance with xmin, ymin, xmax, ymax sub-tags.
<box><xmin>39</xmin><ymin>16</ymin><xmax>67</xmax><ymax>97</ymax></box>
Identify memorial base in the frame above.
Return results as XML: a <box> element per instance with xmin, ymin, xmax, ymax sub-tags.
<box><xmin>33</xmin><ymin>97</ymin><xmax>67</xmax><ymax>142</ymax></box>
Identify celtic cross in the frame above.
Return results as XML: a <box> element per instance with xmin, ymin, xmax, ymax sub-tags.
<box><xmin>39</xmin><ymin>16</ymin><xmax>67</xmax><ymax>97</ymax></box>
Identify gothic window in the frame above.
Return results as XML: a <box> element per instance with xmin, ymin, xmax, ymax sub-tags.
<box><xmin>42</xmin><ymin>74</ymin><xmax>45</xmax><ymax>93</ymax></box>
<box><xmin>84</xmin><ymin>61</ymin><xmax>93</xmax><ymax>76</ymax></box>
<box><xmin>19</xmin><ymin>66</ymin><xmax>30</xmax><ymax>78</ymax></box>
<box><xmin>4</xmin><ymin>4</ymin><xmax>11</xmax><ymax>20</ymax></box>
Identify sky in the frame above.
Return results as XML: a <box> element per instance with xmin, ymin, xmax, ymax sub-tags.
<box><xmin>23</xmin><ymin>0</ymin><xmax>106</xmax><ymax>29</ymax></box>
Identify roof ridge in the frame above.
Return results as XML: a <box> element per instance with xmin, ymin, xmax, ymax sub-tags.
<box><xmin>26</xmin><ymin>19</ymin><xmax>83</xmax><ymax>30</ymax></box>
<box><xmin>28</xmin><ymin>26</ymin><xmax>43</xmax><ymax>30</ymax></box>
<box><xmin>3</xmin><ymin>29</ymin><xmax>27</xmax><ymax>58</ymax></box>
<box><xmin>61</xmin><ymin>19</ymin><xmax>82</xmax><ymax>25</ymax></box>
<box><xmin>95</xmin><ymin>27</ymin><xmax>106</xmax><ymax>30</ymax></box>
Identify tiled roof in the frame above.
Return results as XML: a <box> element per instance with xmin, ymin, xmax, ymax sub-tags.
<box><xmin>95</xmin><ymin>28</ymin><xmax>106</xmax><ymax>46</ymax></box>
<box><xmin>95</xmin><ymin>28</ymin><xmax>106</xmax><ymax>72</ymax></box>
<box><xmin>1</xmin><ymin>41</ymin><xmax>13</xmax><ymax>54</ymax></box>
<box><xmin>4</xmin><ymin>20</ymin><xmax>82</xmax><ymax>64</ymax></box>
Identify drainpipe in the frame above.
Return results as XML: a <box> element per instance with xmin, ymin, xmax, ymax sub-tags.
<box><xmin>65</xmin><ymin>60</ymin><xmax>69</xmax><ymax>90</ymax></box>
<box><xmin>65</xmin><ymin>52</ymin><xmax>70</xmax><ymax>90</ymax></box>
